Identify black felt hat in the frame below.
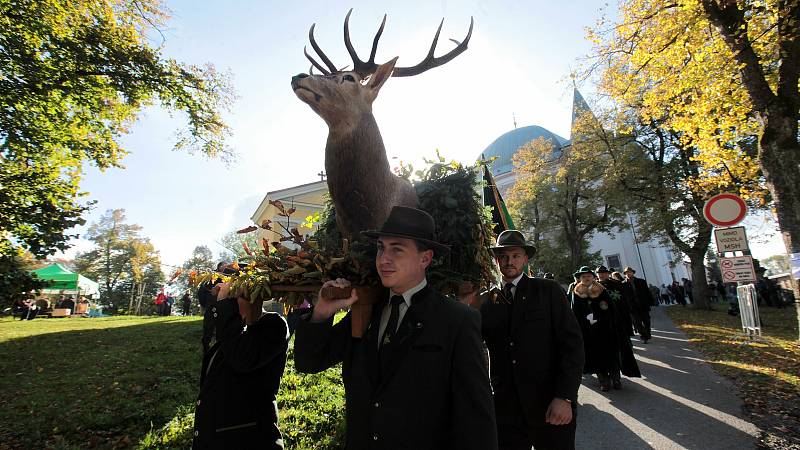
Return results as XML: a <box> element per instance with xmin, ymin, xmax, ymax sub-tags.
<box><xmin>489</xmin><ymin>230</ymin><xmax>536</xmax><ymax>258</ymax></box>
<box><xmin>573</xmin><ymin>265</ymin><xmax>595</xmax><ymax>278</ymax></box>
<box><xmin>623</xmin><ymin>266</ymin><xmax>636</xmax><ymax>274</ymax></box>
<box><xmin>596</xmin><ymin>265</ymin><xmax>611</xmax><ymax>274</ymax></box>
<box><xmin>362</xmin><ymin>206</ymin><xmax>449</xmax><ymax>255</ymax></box>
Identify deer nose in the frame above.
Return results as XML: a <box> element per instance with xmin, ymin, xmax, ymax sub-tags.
<box><xmin>292</xmin><ymin>73</ymin><xmax>309</xmax><ymax>82</ymax></box>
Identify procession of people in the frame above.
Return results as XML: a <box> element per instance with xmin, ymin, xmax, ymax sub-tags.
<box><xmin>191</xmin><ymin>207</ymin><xmax>668</xmax><ymax>449</ymax></box>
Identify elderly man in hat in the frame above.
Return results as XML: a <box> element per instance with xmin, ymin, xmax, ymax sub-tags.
<box><xmin>480</xmin><ymin>230</ymin><xmax>584</xmax><ymax>450</ymax></box>
<box><xmin>623</xmin><ymin>266</ymin><xmax>654</xmax><ymax>343</ymax></box>
<box><xmin>294</xmin><ymin>206</ymin><xmax>498</xmax><ymax>450</ymax></box>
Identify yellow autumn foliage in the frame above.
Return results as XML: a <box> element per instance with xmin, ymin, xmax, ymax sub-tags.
<box><xmin>584</xmin><ymin>0</ymin><xmax>777</xmax><ymax>202</ymax></box>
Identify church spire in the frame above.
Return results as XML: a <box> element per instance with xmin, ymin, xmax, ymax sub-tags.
<box><xmin>570</xmin><ymin>88</ymin><xmax>599</xmax><ymax>140</ymax></box>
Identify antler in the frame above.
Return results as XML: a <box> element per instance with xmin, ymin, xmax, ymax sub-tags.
<box><xmin>391</xmin><ymin>16</ymin><xmax>474</xmax><ymax>77</ymax></box>
<box><xmin>306</xmin><ymin>9</ymin><xmax>473</xmax><ymax>79</ymax></box>
<box><xmin>344</xmin><ymin>10</ymin><xmax>387</xmax><ymax>78</ymax></box>
<box><xmin>305</xmin><ymin>23</ymin><xmax>338</xmax><ymax>75</ymax></box>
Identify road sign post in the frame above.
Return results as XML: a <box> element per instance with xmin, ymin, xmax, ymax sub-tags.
<box><xmin>737</xmin><ymin>284</ymin><xmax>761</xmax><ymax>338</ymax></box>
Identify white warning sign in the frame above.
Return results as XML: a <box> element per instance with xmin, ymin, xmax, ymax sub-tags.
<box><xmin>720</xmin><ymin>256</ymin><xmax>756</xmax><ymax>283</ymax></box>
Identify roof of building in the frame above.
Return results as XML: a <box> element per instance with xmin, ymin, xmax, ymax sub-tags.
<box><xmin>479</xmin><ymin>125</ymin><xmax>568</xmax><ymax>176</ymax></box>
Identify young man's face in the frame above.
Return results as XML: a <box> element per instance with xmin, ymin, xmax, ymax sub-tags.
<box><xmin>376</xmin><ymin>237</ymin><xmax>433</xmax><ymax>294</ymax></box>
<box><xmin>625</xmin><ymin>271</ymin><xmax>635</xmax><ymax>280</ymax></box>
<box><xmin>494</xmin><ymin>247</ymin><xmax>528</xmax><ymax>280</ymax></box>
<box><xmin>579</xmin><ymin>273</ymin><xmax>595</xmax><ymax>285</ymax></box>
<box><xmin>598</xmin><ymin>272</ymin><xmax>610</xmax><ymax>281</ymax></box>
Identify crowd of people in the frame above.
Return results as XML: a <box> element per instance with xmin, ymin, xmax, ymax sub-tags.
<box><xmin>188</xmin><ymin>206</ymin><xmax>680</xmax><ymax>450</ymax></box>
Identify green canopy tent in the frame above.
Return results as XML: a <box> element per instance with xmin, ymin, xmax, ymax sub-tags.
<box><xmin>30</xmin><ymin>264</ymin><xmax>100</xmax><ymax>298</ymax></box>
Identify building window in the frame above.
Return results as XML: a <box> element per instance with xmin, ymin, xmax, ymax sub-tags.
<box><xmin>606</xmin><ymin>254</ymin><xmax>622</xmax><ymax>271</ymax></box>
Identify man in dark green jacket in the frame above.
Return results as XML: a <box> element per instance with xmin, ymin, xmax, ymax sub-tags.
<box><xmin>295</xmin><ymin>206</ymin><xmax>498</xmax><ymax>450</ymax></box>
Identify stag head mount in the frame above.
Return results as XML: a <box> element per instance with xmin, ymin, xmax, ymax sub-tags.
<box><xmin>291</xmin><ymin>9</ymin><xmax>473</xmax><ymax>129</ymax></box>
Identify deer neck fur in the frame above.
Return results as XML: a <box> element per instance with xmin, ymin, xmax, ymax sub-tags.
<box><xmin>324</xmin><ymin>112</ymin><xmax>417</xmax><ymax>238</ymax></box>
<box><xmin>326</xmin><ymin>112</ymin><xmax>391</xmax><ymax>179</ymax></box>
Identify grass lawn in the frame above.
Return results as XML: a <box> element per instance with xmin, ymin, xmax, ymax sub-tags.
<box><xmin>666</xmin><ymin>304</ymin><xmax>800</xmax><ymax>449</ymax></box>
<box><xmin>0</xmin><ymin>315</ymin><xmax>345</xmax><ymax>450</ymax></box>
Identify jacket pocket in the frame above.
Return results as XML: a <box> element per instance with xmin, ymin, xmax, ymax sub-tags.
<box><xmin>215</xmin><ymin>421</ymin><xmax>257</xmax><ymax>433</ymax></box>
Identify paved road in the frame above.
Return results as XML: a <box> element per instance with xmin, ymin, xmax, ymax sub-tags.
<box><xmin>575</xmin><ymin>307</ymin><xmax>760</xmax><ymax>449</ymax></box>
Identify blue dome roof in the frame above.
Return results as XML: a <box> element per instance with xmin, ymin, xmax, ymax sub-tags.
<box><xmin>479</xmin><ymin>125</ymin><xmax>568</xmax><ymax>176</ymax></box>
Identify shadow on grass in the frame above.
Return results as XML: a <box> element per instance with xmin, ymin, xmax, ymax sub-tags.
<box><xmin>0</xmin><ymin>318</ymin><xmax>203</xmax><ymax>450</ymax></box>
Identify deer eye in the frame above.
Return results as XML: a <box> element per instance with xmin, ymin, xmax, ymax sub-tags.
<box><xmin>342</xmin><ymin>74</ymin><xmax>355</xmax><ymax>82</ymax></box>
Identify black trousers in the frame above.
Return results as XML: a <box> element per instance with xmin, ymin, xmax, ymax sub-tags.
<box><xmin>630</xmin><ymin>310</ymin><xmax>651</xmax><ymax>340</ymax></box>
<box><xmin>498</xmin><ymin>413</ymin><xmax>577</xmax><ymax>450</ymax></box>
<box><xmin>497</xmin><ymin>394</ymin><xmax>577</xmax><ymax>450</ymax></box>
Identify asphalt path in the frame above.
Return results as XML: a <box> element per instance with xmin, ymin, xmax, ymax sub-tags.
<box><xmin>575</xmin><ymin>307</ymin><xmax>760</xmax><ymax>450</ymax></box>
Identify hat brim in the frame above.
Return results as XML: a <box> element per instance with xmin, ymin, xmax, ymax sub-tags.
<box><xmin>489</xmin><ymin>244</ymin><xmax>536</xmax><ymax>258</ymax></box>
<box><xmin>596</xmin><ymin>269</ymin><xmax>611</xmax><ymax>274</ymax></box>
<box><xmin>361</xmin><ymin>230</ymin><xmax>450</xmax><ymax>255</ymax></box>
<box><xmin>574</xmin><ymin>270</ymin><xmax>595</xmax><ymax>278</ymax></box>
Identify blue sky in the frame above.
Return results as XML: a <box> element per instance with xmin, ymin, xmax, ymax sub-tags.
<box><xmin>63</xmin><ymin>0</ymin><xmax>785</xmax><ymax>268</ymax></box>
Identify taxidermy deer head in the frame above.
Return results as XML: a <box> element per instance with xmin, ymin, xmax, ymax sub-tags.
<box><xmin>291</xmin><ymin>10</ymin><xmax>473</xmax><ymax>240</ymax></box>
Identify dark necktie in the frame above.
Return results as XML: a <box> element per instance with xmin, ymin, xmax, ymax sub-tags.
<box><xmin>381</xmin><ymin>295</ymin><xmax>406</xmax><ymax>348</ymax></box>
<box><xmin>379</xmin><ymin>295</ymin><xmax>406</xmax><ymax>381</ymax></box>
<box><xmin>502</xmin><ymin>283</ymin><xmax>515</xmax><ymax>303</ymax></box>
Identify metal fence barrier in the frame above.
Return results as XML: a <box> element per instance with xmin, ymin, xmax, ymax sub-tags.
<box><xmin>736</xmin><ymin>284</ymin><xmax>761</xmax><ymax>338</ymax></box>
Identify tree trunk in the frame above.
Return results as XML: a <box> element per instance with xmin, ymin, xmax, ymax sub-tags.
<box><xmin>759</xmin><ymin>127</ymin><xmax>800</xmax><ymax>340</ymax></box>
<box><xmin>127</xmin><ymin>283</ymin><xmax>136</xmax><ymax>315</ymax></box>
<box><xmin>568</xmin><ymin>234</ymin><xmax>582</xmax><ymax>271</ymax></box>
<box><xmin>701</xmin><ymin>0</ymin><xmax>800</xmax><ymax>339</ymax></box>
<box><xmin>687</xmin><ymin>251</ymin><xmax>711</xmax><ymax>310</ymax></box>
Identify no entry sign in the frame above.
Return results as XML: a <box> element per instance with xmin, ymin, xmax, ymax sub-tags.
<box><xmin>704</xmin><ymin>193</ymin><xmax>747</xmax><ymax>227</ymax></box>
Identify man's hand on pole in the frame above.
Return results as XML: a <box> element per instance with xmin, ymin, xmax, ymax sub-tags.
<box><xmin>311</xmin><ymin>278</ymin><xmax>358</xmax><ymax>323</ymax></box>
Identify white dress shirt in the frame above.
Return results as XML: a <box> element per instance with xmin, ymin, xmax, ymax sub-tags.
<box><xmin>500</xmin><ymin>273</ymin><xmax>525</xmax><ymax>298</ymax></box>
<box><xmin>378</xmin><ymin>279</ymin><xmax>427</xmax><ymax>343</ymax></box>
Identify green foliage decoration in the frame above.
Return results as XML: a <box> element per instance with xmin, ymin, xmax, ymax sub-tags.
<box><xmin>408</xmin><ymin>153</ymin><xmax>496</xmax><ymax>294</ymax></box>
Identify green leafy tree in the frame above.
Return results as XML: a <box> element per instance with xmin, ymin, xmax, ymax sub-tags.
<box><xmin>577</xmin><ymin>104</ymin><xmax>765</xmax><ymax>309</ymax></box>
<box><xmin>0</xmin><ymin>0</ymin><xmax>234</xmax><ymax>296</ymax></box>
<box><xmin>172</xmin><ymin>245</ymin><xmax>217</xmax><ymax>306</ymax></box>
<box><xmin>508</xmin><ymin>111</ymin><xmax>630</xmax><ymax>278</ymax></box>
<box><xmin>74</xmin><ymin>209</ymin><xmax>163</xmax><ymax>312</ymax></box>
<box><xmin>0</xmin><ymin>241</ymin><xmax>44</xmax><ymax>307</ymax></box>
<box><xmin>217</xmin><ymin>231</ymin><xmax>262</xmax><ymax>263</ymax></box>
<box><xmin>585</xmin><ymin>0</ymin><xmax>800</xmax><ymax>333</ymax></box>
<box><xmin>761</xmin><ymin>254</ymin><xmax>790</xmax><ymax>276</ymax></box>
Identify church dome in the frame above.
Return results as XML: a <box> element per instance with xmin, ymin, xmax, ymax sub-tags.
<box><xmin>479</xmin><ymin>125</ymin><xmax>568</xmax><ymax>176</ymax></box>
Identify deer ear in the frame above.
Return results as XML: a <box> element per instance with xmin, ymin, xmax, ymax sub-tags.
<box><xmin>367</xmin><ymin>57</ymin><xmax>398</xmax><ymax>99</ymax></box>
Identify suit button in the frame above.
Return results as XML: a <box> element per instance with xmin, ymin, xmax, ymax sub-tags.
<box><xmin>194</xmin><ymin>431</ymin><xmax>199</xmax><ymax>437</ymax></box>
<box><xmin>512</xmin><ymin>359</ymin><xmax>517</xmax><ymax>364</ymax></box>
<box><xmin>373</xmin><ymin>434</ymin><xmax>379</xmax><ymax>441</ymax></box>
<box><xmin>196</xmin><ymin>400</ymin><xmax>201</xmax><ymax>406</ymax></box>
<box><xmin>213</xmin><ymin>313</ymin><xmax>217</xmax><ymax>317</ymax></box>
<box><xmin>510</xmin><ymin>341</ymin><xmax>515</xmax><ymax>347</ymax></box>
<box><xmin>374</xmin><ymin>402</ymin><xmax>380</xmax><ymax>408</ymax></box>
